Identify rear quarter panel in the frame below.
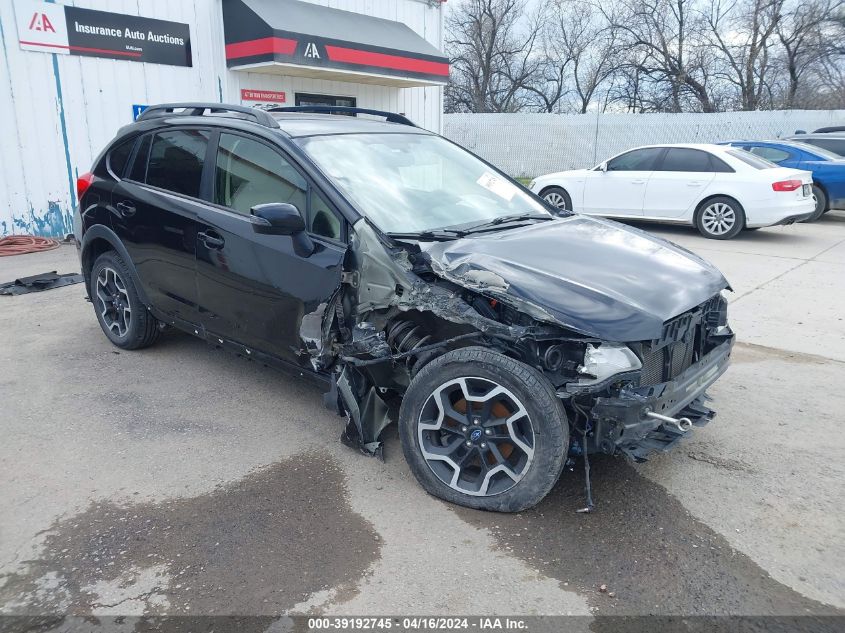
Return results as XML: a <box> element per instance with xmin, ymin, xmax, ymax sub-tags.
<box><xmin>811</xmin><ymin>164</ymin><xmax>845</xmax><ymax>206</ymax></box>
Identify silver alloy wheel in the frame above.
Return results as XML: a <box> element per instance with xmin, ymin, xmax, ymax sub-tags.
<box><xmin>701</xmin><ymin>202</ymin><xmax>736</xmax><ymax>236</ymax></box>
<box><xmin>544</xmin><ymin>191</ymin><xmax>567</xmax><ymax>209</ymax></box>
<box><xmin>95</xmin><ymin>267</ymin><xmax>131</xmax><ymax>338</ymax></box>
<box><xmin>417</xmin><ymin>377</ymin><xmax>535</xmax><ymax>496</ymax></box>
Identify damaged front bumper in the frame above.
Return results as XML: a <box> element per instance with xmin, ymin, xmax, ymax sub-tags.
<box><xmin>587</xmin><ymin>334</ymin><xmax>735</xmax><ymax>462</ymax></box>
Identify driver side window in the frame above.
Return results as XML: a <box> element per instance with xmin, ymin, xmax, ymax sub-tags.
<box><xmin>214</xmin><ymin>133</ymin><xmax>342</xmax><ymax>240</ymax></box>
<box><xmin>607</xmin><ymin>148</ymin><xmax>664</xmax><ymax>171</ymax></box>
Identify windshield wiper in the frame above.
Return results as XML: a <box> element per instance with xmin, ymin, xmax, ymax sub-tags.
<box><xmin>387</xmin><ymin>228</ymin><xmax>467</xmax><ymax>241</ymax></box>
<box><xmin>458</xmin><ymin>213</ymin><xmax>553</xmax><ymax>235</ymax></box>
<box><xmin>387</xmin><ymin>213</ymin><xmax>552</xmax><ymax>241</ymax></box>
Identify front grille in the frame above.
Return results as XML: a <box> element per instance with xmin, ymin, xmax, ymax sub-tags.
<box><xmin>641</xmin><ymin>350</ymin><xmax>665</xmax><ymax>385</ymax></box>
<box><xmin>640</xmin><ymin>337</ymin><xmax>697</xmax><ymax>387</ymax></box>
<box><xmin>638</xmin><ymin>299</ymin><xmax>716</xmax><ymax>386</ymax></box>
<box><xmin>671</xmin><ymin>337</ymin><xmax>695</xmax><ymax>376</ymax></box>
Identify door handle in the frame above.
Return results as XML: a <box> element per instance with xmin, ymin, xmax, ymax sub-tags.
<box><xmin>687</xmin><ymin>182</ymin><xmax>704</xmax><ymax>187</ymax></box>
<box><xmin>116</xmin><ymin>201</ymin><xmax>136</xmax><ymax>217</ymax></box>
<box><xmin>198</xmin><ymin>231</ymin><xmax>225</xmax><ymax>249</ymax></box>
<box><xmin>630</xmin><ymin>179</ymin><xmax>646</xmax><ymax>185</ymax></box>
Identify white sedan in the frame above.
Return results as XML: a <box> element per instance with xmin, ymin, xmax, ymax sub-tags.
<box><xmin>529</xmin><ymin>144</ymin><xmax>815</xmax><ymax>239</ymax></box>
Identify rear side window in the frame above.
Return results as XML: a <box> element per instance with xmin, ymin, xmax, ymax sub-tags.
<box><xmin>146</xmin><ymin>130</ymin><xmax>210</xmax><ymax>198</ymax></box>
<box><xmin>606</xmin><ymin>147</ymin><xmax>664</xmax><ymax>171</ymax></box>
<box><xmin>107</xmin><ymin>139</ymin><xmax>135</xmax><ymax>178</ymax></box>
<box><xmin>129</xmin><ymin>134</ymin><xmax>151</xmax><ymax>182</ymax></box>
<box><xmin>748</xmin><ymin>146</ymin><xmax>790</xmax><ymax>163</ymax></box>
<box><xmin>710</xmin><ymin>155</ymin><xmax>734</xmax><ymax>172</ymax></box>
<box><xmin>658</xmin><ymin>148</ymin><xmax>714</xmax><ymax>172</ymax></box>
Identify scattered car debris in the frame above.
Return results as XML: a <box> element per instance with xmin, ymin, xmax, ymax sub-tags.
<box><xmin>0</xmin><ymin>271</ymin><xmax>84</xmax><ymax>296</ymax></box>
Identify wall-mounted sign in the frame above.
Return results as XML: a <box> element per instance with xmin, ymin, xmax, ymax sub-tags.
<box><xmin>15</xmin><ymin>1</ymin><xmax>192</xmax><ymax>67</ymax></box>
<box><xmin>240</xmin><ymin>89</ymin><xmax>287</xmax><ymax>103</ymax></box>
<box><xmin>222</xmin><ymin>0</ymin><xmax>449</xmax><ymax>86</ymax></box>
<box><xmin>132</xmin><ymin>104</ymin><xmax>149</xmax><ymax>120</ymax></box>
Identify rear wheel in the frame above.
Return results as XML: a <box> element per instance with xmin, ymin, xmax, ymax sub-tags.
<box><xmin>90</xmin><ymin>251</ymin><xmax>160</xmax><ymax>350</ymax></box>
<box><xmin>805</xmin><ymin>185</ymin><xmax>828</xmax><ymax>222</ymax></box>
<box><xmin>695</xmin><ymin>197</ymin><xmax>745</xmax><ymax>240</ymax></box>
<box><xmin>541</xmin><ymin>186</ymin><xmax>572</xmax><ymax>212</ymax></box>
<box><xmin>399</xmin><ymin>347</ymin><xmax>568</xmax><ymax>512</ymax></box>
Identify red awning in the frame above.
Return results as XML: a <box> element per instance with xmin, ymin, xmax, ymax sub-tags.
<box><xmin>222</xmin><ymin>0</ymin><xmax>449</xmax><ymax>87</ymax></box>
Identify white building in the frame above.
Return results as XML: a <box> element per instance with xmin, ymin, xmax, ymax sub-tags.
<box><xmin>0</xmin><ymin>0</ymin><xmax>447</xmax><ymax>237</ymax></box>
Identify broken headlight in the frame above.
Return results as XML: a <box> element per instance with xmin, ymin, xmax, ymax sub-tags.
<box><xmin>576</xmin><ymin>343</ymin><xmax>642</xmax><ymax>386</ymax></box>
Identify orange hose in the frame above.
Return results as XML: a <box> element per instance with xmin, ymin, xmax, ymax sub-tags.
<box><xmin>0</xmin><ymin>235</ymin><xmax>61</xmax><ymax>257</ymax></box>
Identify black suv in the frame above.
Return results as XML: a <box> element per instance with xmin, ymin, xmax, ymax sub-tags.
<box><xmin>75</xmin><ymin>103</ymin><xmax>734</xmax><ymax>512</ymax></box>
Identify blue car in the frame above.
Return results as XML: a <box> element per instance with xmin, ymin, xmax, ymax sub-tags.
<box><xmin>721</xmin><ymin>140</ymin><xmax>845</xmax><ymax>221</ymax></box>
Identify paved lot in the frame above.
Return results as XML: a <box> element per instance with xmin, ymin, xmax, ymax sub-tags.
<box><xmin>1</xmin><ymin>213</ymin><xmax>844</xmax><ymax>620</ymax></box>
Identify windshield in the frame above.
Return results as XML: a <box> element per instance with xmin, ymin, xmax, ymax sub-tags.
<box><xmin>297</xmin><ymin>133</ymin><xmax>551</xmax><ymax>234</ymax></box>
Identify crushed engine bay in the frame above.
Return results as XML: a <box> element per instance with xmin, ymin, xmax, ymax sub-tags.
<box><xmin>306</xmin><ymin>216</ymin><xmax>735</xmax><ymax>462</ymax></box>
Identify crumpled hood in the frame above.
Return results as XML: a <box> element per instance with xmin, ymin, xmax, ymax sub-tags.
<box><xmin>421</xmin><ymin>215</ymin><xmax>729</xmax><ymax>341</ymax></box>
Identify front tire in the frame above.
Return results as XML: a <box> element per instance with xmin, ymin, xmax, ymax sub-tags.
<box><xmin>399</xmin><ymin>347</ymin><xmax>568</xmax><ymax>512</ymax></box>
<box><xmin>90</xmin><ymin>251</ymin><xmax>160</xmax><ymax>350</ymax></box>
<box><xmin>695</xmin><ymin>197</ymin><xmax>745</xmax><ymax>240</ymax></box>
<box><xmin>805</xmin><ymin>185</ymin><xmax>828</xmax><ymax>222</ymax></box>
<box><xmin>541</xmin><ymin>186</ymin><xmax>572</xmax><ymax>212</ymax></box>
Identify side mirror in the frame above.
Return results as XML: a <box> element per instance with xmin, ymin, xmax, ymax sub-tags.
<box><xmin>250</xmin><ymin>203</ymin><xmax>306</xmax><ymax>235</ymax></box>
<box><xmin>599</xmin><ymin>162</ymin><xmax>608</xmax><ymax>172</ymax></box>
<box><xmin>250</xmin><ymin>202</ymin><xmax>314</xmax><ymax>257</ymax></box>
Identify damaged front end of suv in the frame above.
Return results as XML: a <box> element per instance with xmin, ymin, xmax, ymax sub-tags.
<box><xmin>305</xmin><ymin>212</ymin><xmax>733</xmax><ymax>511</ymax></box>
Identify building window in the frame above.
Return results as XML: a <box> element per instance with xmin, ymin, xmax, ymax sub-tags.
<box><xmin>295</xmin><ymin>93</ymin><xmax>357</xmax><ymax>114</ymax></box>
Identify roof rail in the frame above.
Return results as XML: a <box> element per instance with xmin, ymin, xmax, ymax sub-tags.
<box><xmin>268</xmin><ymin>106</ymin><xmax>416</xmax><ymax>127</ymax></box>
<box><xmin>136</xmin><ymin>103</ymin><xmax>279</xmax><ymax>128</ymax></box>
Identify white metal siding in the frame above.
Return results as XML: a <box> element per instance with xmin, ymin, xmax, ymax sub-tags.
<box><xmin>0</xmin><ymin>0</ymin><xmax>444</xmax><ymax>237</ymax></box>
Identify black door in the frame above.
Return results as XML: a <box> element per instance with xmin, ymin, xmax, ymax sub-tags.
<box><xmin>112</xmin><ymin>129</ymin><xmax>210</xmax><ymax>326</ymax></box>
<box><xmin>195</xmin><ymin>131</ymin><xmax>346</xmax><ymax>366</ymax></box>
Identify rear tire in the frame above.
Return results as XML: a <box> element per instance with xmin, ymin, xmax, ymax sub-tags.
<box><xmin>694</xmin><ymin>197</ymin><xmax>745</xmax><ymax>240</ymax></box>
<box><xmin>90</xmin><ymin>251</ymin><xmax>160</xmax><ymax>350</ymax></box>
<box><xmin>805</xmin><ymin>185</ymin><xmax>828</xmax><ymax>222</ymax></box>
<box><xmin>399</xmin><ymin>347</ymin><xmax>568</xmax><ymax>512</ymax></box>
<box><xmin>541</xmin><ymin>186</ymin><xmax>572</xmax><ymax>212</ymax></box>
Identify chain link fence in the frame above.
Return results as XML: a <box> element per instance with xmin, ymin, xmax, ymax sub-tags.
<box><xmin>443</xmin><ymin>110</ymin><xmax>845</xmax><ymax>178</ymax></box>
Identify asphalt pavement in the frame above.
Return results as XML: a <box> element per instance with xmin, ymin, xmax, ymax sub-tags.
<box><xmin>0</xmin><ymin>212</ymin><xmax>843</xmax><ymax>622</ymax></box>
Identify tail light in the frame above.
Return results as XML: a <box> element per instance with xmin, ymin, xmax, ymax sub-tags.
<box><xmin>76</xmin><ymin>172</ymin><xmax>95</xmax><ymax>200</ymax></box>
<box><xmin>772</xmin><ymin>179</ymin><xmax>801</xmax><ymax>192</ymax></box>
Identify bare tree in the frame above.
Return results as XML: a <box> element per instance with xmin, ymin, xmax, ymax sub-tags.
<box><xmin>544</xmin><ymin>0</ymin><xmax>619</xmax><ymax>113</ymax></box>
<box><xmin>773</xmin><ymin>1</ymin><xmax>834</xmax><ymax>106</ymax></box>
<box><xmin>705</xmin><ymin>0</ymin><xmax>784</xmax><ymax>110</ymax></box>
<box><xmin>599</xmin><ymin>0</ymin><xmax>717</xmax><ymax>112</ymax></box>
<box><xmin>444</xmin><ymin>0</ymin><xmax>545</xmax><ymax>113</ymax></box>
<box><xmin>444</xmin><ymin>0</ymin><xmax>844</xmax><ymax>113</ymax></box>
<box><xmin>790</xmin><ymin>0</ymin><xmax>845</xmax><ymax>107</ymax></box>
